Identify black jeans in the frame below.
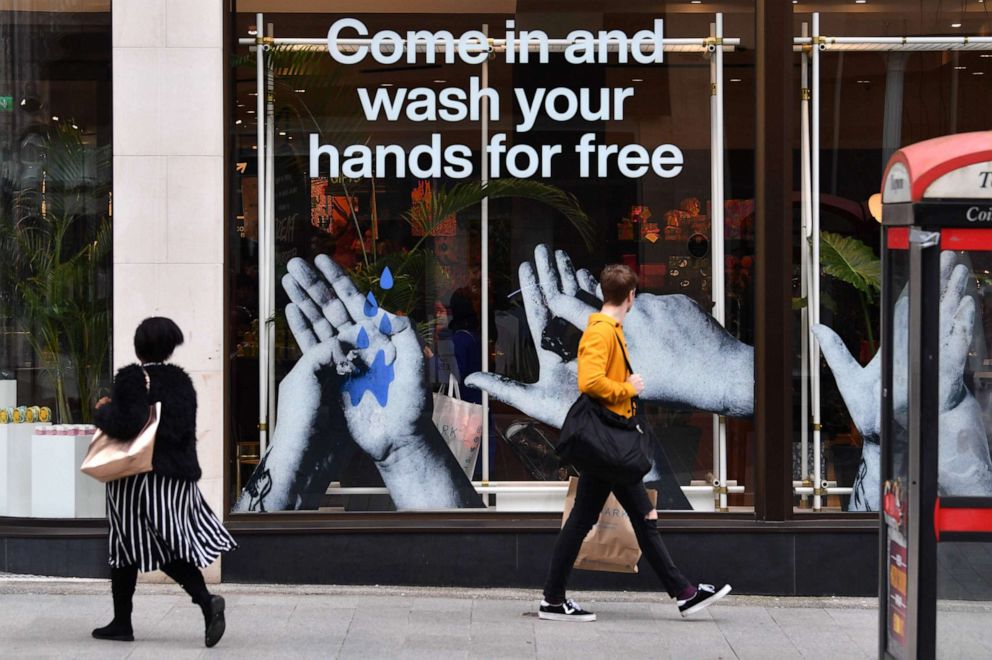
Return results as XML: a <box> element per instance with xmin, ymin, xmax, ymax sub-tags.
<box><xmin>543</xmin><ymin>473</ymin><xmax>693</xmax><ymax>603</ymax></box>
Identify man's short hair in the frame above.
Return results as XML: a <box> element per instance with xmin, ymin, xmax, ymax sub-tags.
<box><xmin>600</xmin><ymin>264</ymin><xmax>638</xmax><ymax>305</ymax></box>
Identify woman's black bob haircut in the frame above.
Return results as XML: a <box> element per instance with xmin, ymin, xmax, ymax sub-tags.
<box><xmin>134</xmin><ymin>317</ymin><xmax>185</xmax><ymax>363</ymax></box>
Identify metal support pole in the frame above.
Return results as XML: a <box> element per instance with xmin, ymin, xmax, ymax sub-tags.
<box><xmin>255</xmin><ymin>12</ymin><xmax>268</xmax><ymax>455</ymax></box>
<box><xmin>799</xmin><ymin>22</ymin><xmax>811</xmax><ymax>508</ymax></box>
<box><xmin>811</xmin><ymin>12</ymin><xmax>823</xmax><ymax>511</ymax></box>
<box><xmin>480</xmin><ymin>24</ymin><xmax>490</xmax><ymax>487</ymax></box>
<box><xmin>266</xmin><ymin>22</ymin><xmax>277</xmax><ymax>433</ymax></box>
<box><xmin>710</xmin><ymin>14</ymin><xmax>728</xmax><ymax>511</ymax></box>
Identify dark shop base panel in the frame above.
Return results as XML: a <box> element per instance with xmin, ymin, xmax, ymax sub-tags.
<box><xmin>1</xmin><ymin>536</ymin><xmax>111</xmax><ymax>579</ymax></box>
<box><xmin>223</xmin><ymin>530</ymin><xmax>880</xmax><ymax>597</ymax></box>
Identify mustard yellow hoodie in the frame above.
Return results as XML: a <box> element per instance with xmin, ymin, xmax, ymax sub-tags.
<box><xmin>577</xmin><ymin>312</ymin><xmax>637</xmax><ymax>418</ymax></box>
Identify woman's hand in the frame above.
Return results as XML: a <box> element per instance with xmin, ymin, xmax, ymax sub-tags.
<box><xmin>95</xmin><ymin>396</ymin><xmax>111</xmax><ymax>409</ymax></box>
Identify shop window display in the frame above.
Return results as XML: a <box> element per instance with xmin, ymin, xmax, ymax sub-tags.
<box><xmin>790</xmin><ymin>4</ymin><xmax>992</xmax><ymax>511</ymax></box>
<box><xmin>228</xmin><ymin>5</ymin><xmax>759</xmax><ymax>514</ymax></box>
<box><xmin>228</xmin><ymin>2</ymin><xmax>991</xmax><ymax>516</ymax></box>
<box><xmin>0</xmin><ymin>2</ymin><xmax>113</xmax><ymax>519</ymax></box>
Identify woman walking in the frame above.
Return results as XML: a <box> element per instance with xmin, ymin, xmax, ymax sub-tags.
<box><xmin>91</xmin><ymin>317</ymin><xmax>237</xmax><ymax>647</ymax></box>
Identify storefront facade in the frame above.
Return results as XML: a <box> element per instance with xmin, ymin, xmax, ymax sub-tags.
<box><xmin>2</xmin><ymin>1</ymin><xmax>990</xmax><ymax>596</ymax></box>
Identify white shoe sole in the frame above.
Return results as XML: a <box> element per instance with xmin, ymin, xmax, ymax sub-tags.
<box><xmin>538</xmin><ymin>610</ymin><xmax>597</xmax><ymax>622</ymax></box>
<box><xmin>679</xmin><ymin>584</ymin><xmax>732</xmax><ymax>618</ymax></box>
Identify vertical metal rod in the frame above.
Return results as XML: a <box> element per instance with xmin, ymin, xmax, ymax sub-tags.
<box><xmin>811</xmin><ymin>11</ymin><xmax>823</xmax><ymax>511</ymax></box>
<box><xmin>906</xmin><ymin>232</ymin><xmax>924</xmax><ymax>659</ymax></box>
<box><xmin>480</xmin><ymin>24</ymin><xmax>490</xmax><ymax>487</ymax></box>
<box><xmin>799</xmin><ymin>22</ymin><xmax>811</xmax><ymax>508</ymax></box>
<box><xmin>266</xmin><ymin>22</ymin><xmax>277</xmax><ymax>433</ymax></box>
<box><xmin>710</xmin><ymin>13</ymin><xmax>729</xmax><ymax>511</ymax></box>
<box><xmin>255</xmin><ymin>12</ymin><xmax>268</xmax><ymax>455</ymax></box>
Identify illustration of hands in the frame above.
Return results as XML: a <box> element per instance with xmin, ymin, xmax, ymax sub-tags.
<box><xmin>479</xmin><ymin>244</ymin><xmax>755</xmax><ymax>418</ymax></box>
<box><xmin>465</xmin><ymin>256</ymin><xmax>580</xmax><ymax>429</ymax></box>
<box><xmin>814</xmin><ymin>252</ymin><xmax>992</xmax><ymax>511</ymax></box>
<box><xmin>468</xmin><ymin>244</ymin><xmax>756</xmax><ymax>423</ymax></box>
<box><xmin>236</xmin><ymin>255</ymin><xmax>483</xmax><ymax>512</ymax></box>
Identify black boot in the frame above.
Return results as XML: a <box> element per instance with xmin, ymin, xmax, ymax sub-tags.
<box><xmin>92</xmin><ymin>565</ymin><xmax>137</xmax><ymax>642</ymax></box>
<box><xmin>161</xmin><ymin>560</ymin><xmax>225</xmax><ymax>648</ymax></box>
<box><xmin>201</xmin><ymin>595</ymin><xmax>226</xmax><ymax>648</ymax></box>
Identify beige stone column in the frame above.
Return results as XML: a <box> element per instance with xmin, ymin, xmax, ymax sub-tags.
<box><xmin>112</xmin><ymin>0</ymin><xmax>226</xmax><ymax>582</ymax></box>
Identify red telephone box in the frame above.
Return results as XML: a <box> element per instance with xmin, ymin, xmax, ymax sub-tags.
<box><xmin>879</xmin><ymin>132</ymin><xmax>992</xmax><ymax>659</ymax></box>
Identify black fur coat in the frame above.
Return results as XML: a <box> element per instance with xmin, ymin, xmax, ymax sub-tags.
<box><xmin>94</xmin><ymin>363</ymin><xmax>202</xmax><ymax>482</ymax></box>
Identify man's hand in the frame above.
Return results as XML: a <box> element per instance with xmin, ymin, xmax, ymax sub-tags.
<box><xmin>465</xmin><ymin>260</ymin><xmax>580</xmax><ymax>429</ymax></box>
<box><xmin>627</xmin><ymin>374</ymin><xmax>645</xmax><ymax>395</ymax></box>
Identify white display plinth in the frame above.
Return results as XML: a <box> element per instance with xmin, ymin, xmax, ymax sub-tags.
<box><xmin>0</xmin><ymin>425</ymin><xmax>38</xmax><ymax>517</ymax></box>
<box><xmin>0</xmin><ymin>380</ymin><xmax>15</xmax><ymax>408</ymax></box>
<box><xmin>30</xmin><ymin>432</ymin><xmax>105</xmax><ymax>518</ymax></box>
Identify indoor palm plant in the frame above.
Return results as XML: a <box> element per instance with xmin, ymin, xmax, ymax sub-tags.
<box><xmin>0</xmin><ymin>123</ymin><xmax>112</xmax><ymax>422</ymax></box>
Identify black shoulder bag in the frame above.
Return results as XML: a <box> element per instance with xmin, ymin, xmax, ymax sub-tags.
<box><xmin>555</xmin><ymin>332</ymin><xmax>652</xmax><ymax>484</ymax></box>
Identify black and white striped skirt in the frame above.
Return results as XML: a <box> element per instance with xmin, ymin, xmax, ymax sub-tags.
<box><xmin>106</xmin><ymin>472</ymin><xmax>237</xmax><ymax>572</ymax></box>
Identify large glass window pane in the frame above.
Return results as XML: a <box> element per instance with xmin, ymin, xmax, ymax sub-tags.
<box><xmin>792</xmin><ymin>2</ymin><xmax>992</xmax><ymax>511</ymax></box>
<box><xmin>229</xmin><ymin>2</ymin><xmax>757</xmax><ymax>514</ymax></box>
<box><xmin>0</xmin><ymin>1</ymin><xmax>113</xmax><ymax>519</ymax></box>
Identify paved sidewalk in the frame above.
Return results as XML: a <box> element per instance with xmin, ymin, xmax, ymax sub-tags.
<box><xmin>0</xmin><ymin>577</ymin><xmax>987</xmax><ymax>659</ymax></box>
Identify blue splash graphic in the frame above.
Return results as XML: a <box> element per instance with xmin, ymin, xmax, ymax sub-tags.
<box><xmin>355</xmin><ymin>326</ymin><xmax>370</xmax><ymax>349</ymax></box>
<box><xmin>341</xmin><ymin>349</ymin><xmax>394</xmax><ymax>407</ymax></box>
<box><xmin>379</xmin><ymin>314</ymin><xmax>393</xmax><ymax>335</ymax></box>
<box><xmin>364</xmin><ymin>291</ymin><xmax>379</xmax><ymax>317</ymax></box>
<box><xmin>380</xmin><ymin>266</ymin><xmax>394</xmax><ymax>290</ymax></box>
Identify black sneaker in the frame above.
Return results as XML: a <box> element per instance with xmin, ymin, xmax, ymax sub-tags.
<box><xmin>538</xmin><ymin>598</ymin><xmax>596</xmax><ymax>622</ymax></box>
<box><xmin>677</xmin><ymin>583</ymin><xmax>732</xmax><ymax>618</ymax></box>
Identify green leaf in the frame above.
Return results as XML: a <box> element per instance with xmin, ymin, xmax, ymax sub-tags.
<box><xmin>819</xmin><ymin>231</ymin><xmax>880</xmax><ymax>296</ymax></box>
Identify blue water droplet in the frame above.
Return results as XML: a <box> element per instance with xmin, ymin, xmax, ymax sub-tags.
<box><xmin>380</xmin><ymin>266</ymin><xmax>394</xmax><ymax>290</ymax></box>
<box><xmin>379</xmin><ymin>315</ymin><xmax>393</xmax><ymax>335</ymax></box>
<box><xmin>364</xmin><ymin>291</ymin><xmax>378</xmax><ymax>317</ymax></box>
<box><xmin>356</xmin><ymin>326</ymin><xmax>369</xmax><ymax>349</ymax></box>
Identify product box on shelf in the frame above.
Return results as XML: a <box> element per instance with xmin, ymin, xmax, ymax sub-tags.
<box><xmin>30</xmin><ymin>425</ymin><xmax>104</xmax><ymax>518</ymax></box>
<box><xmin>0</xmin><ymin>380</ymin><xmax>15</xmax><ymax>408</ymax></box>
<box><xmin>0</xmin><ymin>422</ymin><xmax>44</xmax><ymax>516</ymax></box>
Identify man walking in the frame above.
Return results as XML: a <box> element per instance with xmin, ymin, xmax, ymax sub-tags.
<box><xmin>539</xmin><ymin>264</ymin><xmax>731</xmax><ymax>622</ymax></box>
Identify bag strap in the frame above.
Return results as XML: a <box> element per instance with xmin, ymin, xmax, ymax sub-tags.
<box><xmin>613</xmin><ymin>332</ymin><xmax>639</xmax><ymax>416</ymax></box>
<box><xmin>614</xmin><ymin>332</ymin><xmax>634</xmax><ymax>377</ymax></box>
<box><xmin>447</xmin><ymin>373</ymin><xmax>462</xmax><ymax>400</ymax></box>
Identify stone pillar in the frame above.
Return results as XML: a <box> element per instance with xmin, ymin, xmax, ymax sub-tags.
<box><xmin>112</xmin><ymin>0</ymin><xmax>225</xmax><ymax>582</ymax></box>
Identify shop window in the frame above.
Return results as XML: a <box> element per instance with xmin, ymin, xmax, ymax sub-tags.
<box><xmin>228</xmin><ymin>4</ymin><xmax>758</xmax><ymax>515</ymax></box>
<box><xmin>791</xmin><ymin>3</ymin><xmax>992</xmax><ymax>512</ymax></box>
<box><xmin>0</xmin><ymin>2</ymin><xmax>113</xmax><ymax>519</ymax></box>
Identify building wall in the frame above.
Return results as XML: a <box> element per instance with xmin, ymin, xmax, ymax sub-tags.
<box><xmin>111</xmin><ymin>0</ymin><xmax>226</xmax><ymax>580</ymax></box>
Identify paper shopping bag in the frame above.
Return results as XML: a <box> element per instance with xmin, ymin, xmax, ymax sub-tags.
<box><xmin>561</xmin><ymin>477</ymin><xmax>658</xmax><ymax>574</ymax></box>
<box><xmin>432</xmin><ymin>376</ymin><xmax>483</xmax><ymax>478</ymax></box>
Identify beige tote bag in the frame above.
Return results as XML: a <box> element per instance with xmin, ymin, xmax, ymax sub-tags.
<box><xmin>80</xmin><ymin>369</ymin><xmax>161</xmax><ymax>482</ymax></box>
